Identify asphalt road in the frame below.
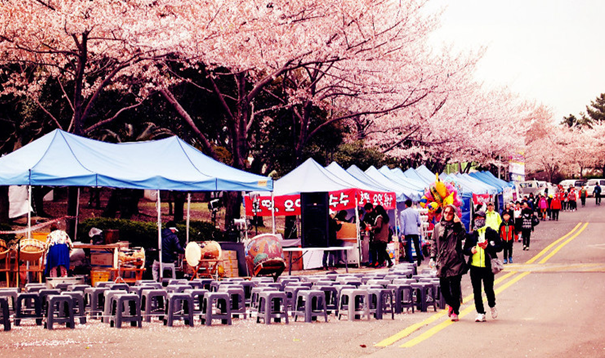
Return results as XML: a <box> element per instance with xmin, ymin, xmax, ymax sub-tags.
<box><xmin>2</xmin><ymin>203</ymin><xmax>604</xmax><ymax>358</ymax></box>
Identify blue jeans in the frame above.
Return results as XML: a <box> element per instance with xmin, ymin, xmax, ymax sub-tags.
<box><xmin>405</xmin><ymin>235</ymin><xmax>423</xmax><ymax>264</ymax></box>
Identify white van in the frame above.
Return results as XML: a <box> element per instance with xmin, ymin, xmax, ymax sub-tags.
<box><xmin>586</xmin><ymin>179</ymin><xmax>605</xmax><ymax>197</ymax></box>
<box><xmin>559</xmin><ymin>179</ymin><xmax>585</xmax><ymax>190</ymax></box>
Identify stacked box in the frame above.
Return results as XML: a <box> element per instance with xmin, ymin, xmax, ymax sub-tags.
<box><xmin>90</xmin><ymin>250</ymin><xmax>113</xmax><ymax>268</ymax></box>
<box><xmin>221</xmin><ymin>250</ymin><xmax>239</xmax><ymax>277</ymax></box>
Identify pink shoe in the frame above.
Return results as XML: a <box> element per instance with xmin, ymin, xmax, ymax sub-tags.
<box><xmin>447</xmin><ymin>305</ymin><xmax>453</xmax><ymax>317</ymax></box>
<box><xmin>450</xmin><ymin>313</ymin><xmax>459</xmax><ymax>322</ymax></box>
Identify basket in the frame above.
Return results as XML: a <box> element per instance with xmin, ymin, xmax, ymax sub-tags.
<box><xmin>17</xmin><ymin>238</ymin><xmax>45</xmax><ymax>262</ymax></box>
<box><xmin>90</xmin><ymin>270</ymin><xmax>111</xmax><ymax>287</ymax></box>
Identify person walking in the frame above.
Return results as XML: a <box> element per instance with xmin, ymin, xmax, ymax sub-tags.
<box><xmin>429</xmin><ymin>204</ymin><xmax>467</xmax><ymax>322</ymax></box>
<box><xmin>580</xmin><ymin>186</ymin><xmax>587</xmax><ymax>207</ymax></box>
<box><xmin>513</xmin><ymin>201</ymin><xmax>523</xmax><ymax>243</ymax></box>
<box><xmin>499</xmin><ymin>211</ymin><xmax>515</xmax><ymax>264</ymax></box>
<box><xmin>550</xmin><ymin>194</ymin><xmax>562</xmax><ymax>221</ymax></box>
<box><xmin>399</xmin><ymin>199</ymin><xmax>423</xmax><ymax>266</ymax></box>
<box><xmin>323</xmin><ymin>212</ymin><xmax>343</xmax><ymax>270</ymax></box>
<box><xmin>595</xmin><ymin>183</ymin><xmax>602</xmax><ymax>206</ymax></box>
<box><xmin>362</xmin><ymin>203</ymin><xmax>377</xmax><ymax>266</ymax></box>
<box><xmin>538</xmin><ymin>195</ymin><xmax>548</xmax><ymax>220</ymax></box>
<box><xmin>569</xmin><ymin>187</ymin><xmax>577</xmax><ymax>211</ymax></box>
<box><xmin>370</xmin><ymin>205</ymin><xmax>392</xmax><ymax>268</ymax></box>
<box><xmin>520</xmin><ymin>204</ymin><xmax>536</xmax><ymax>251</ymax></box>
<box><xmin>485</xmin><ymin>202</ymin><xmax>502</xmax><ymax>232</ymax></box>
<box><xmin>464</xmin><ymin>210</ymin><xmax>502</xmax><ymax>322</ymax></box>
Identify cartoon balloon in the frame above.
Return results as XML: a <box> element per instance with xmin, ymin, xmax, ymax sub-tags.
<box><xmin>435</xmin><ymin>174</ymin><xmax>447</xmax><ymax>198</ymax></box>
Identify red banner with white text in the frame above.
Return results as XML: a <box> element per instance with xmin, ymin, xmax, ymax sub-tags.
<box><xmin>472</xmin><ymin>194</ymin><xmax>492</xmax><ymax>205</ymax></box>
<box><xmin>244</xmin><ymin>189</ymin><xmax>396</xmax><ymax>216</ymax></box>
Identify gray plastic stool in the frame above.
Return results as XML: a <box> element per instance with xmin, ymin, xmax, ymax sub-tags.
<box><xmin>85</xmin><ymin>287</ymin><xmax>109</xmax><ymax>319</ymax></box>
<box><xmin>368</xmin><ymin>288</ymin><xmax>394</xmax><ymax>320</ymax></box>
<box><xmin>0</xmin><ymin>288</ymin><xmax>19</xmax><ymax>313</ymax></box>
<box><xmin>388</xmin><ymin>283</ymin><xmax>414</xmax><ymax>314</ymax></box>
<box><xmin>338</xmin><ymin>289</ymin><xmax>370</xmax><ymax>321</ymax></box>
<box><xmin>45</xmin><ymin>295</ymin><xmax>74</xmax><ymax>330</ymax></box>
<box><xmin>14</xmin><ymin>293</ymin><xmax>43</xmax><ymax>326</ymax></box>
<box><xmin>164</xmin><ymin>293</ymin><xmax>194</xmax><ymax>327</ymax></box>
<box><xmin>294</xmin><ymin>290</ymin><xmax>328</xmax><ymax>322</ymax></box>
<box><xmin>201</xmin><ymin>292</ymin><xmax>232</xmax><ymax>326</ymax></box>
<box><xmin>0</xmin><ymin>297</ymin><xmax>11</xmax><ymax>331</ymax></box>
<box><xmin>61</xmin><ymin>291</ymin><xmax>87</xmax><ymax>324</ymax></box>
<box><xmin>256</xmin><ymin>291</ymin><xmax>289</xmax><ymax>324</ymax></box>
<box><xmin>141</xmin><ymin>289</ymin><xmax>167</xmax><ymax>323</ymax></box>
<box><xmin>219</xmin><ymin>286</ymin><xmax>246</xmax><ymax>319</ymax></box>
<box><xmin>110</xmin><ymin>293</ymin><xmax>142</xmax><ymax>328</ymax></box>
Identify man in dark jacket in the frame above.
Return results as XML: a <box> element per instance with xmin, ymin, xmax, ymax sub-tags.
<box><xmin>464</xmin><ymin>210</ymin><xmax>502</xmax><ymax>322</ymax></box>
<box><xmin>152</xmin><ymin>221</ymin><xmax>185</xmax><ymax>281</ymax></box>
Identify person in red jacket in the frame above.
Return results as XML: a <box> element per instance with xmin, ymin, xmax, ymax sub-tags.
<box><xmin>550</xmin><ymin>194</ymin><xmax>562</xmax><ymax>221</ymax></box>
<box><xmin>499</xmin><ymin>211</ymin><xmax>515</xmax><ymax>264</ymax></box>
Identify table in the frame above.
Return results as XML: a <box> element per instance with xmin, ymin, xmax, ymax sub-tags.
<box><xmin>282</xmin><ymin>246</ymin><xmax>356</xmax><ymax>275</ymax></box>
<box><xmin>73</xmin><ymin>244</ymin><xmax>121</xmax><ymax>268</ymax></box>
<box><xmin>108</xmin><ymin>267</ymin><xmax>145</xmax><ymax>284</ymax></box>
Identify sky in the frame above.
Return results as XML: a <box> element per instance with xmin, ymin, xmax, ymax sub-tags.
<box><xmin>425</xmin><ymin>0</ymin><xmax>605</xmax><ymax>121</ymax></box>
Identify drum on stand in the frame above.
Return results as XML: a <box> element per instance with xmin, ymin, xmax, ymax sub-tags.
<box><xmin>185</xmin><ymin>241</ymin><xmax>222</xmax><ymax>279</ymax></box>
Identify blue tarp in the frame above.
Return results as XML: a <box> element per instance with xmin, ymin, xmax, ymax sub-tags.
<box><xmin>0</xmin><ymin>129</ymin><xmax>273</xmax><ymax>192</ymax></box>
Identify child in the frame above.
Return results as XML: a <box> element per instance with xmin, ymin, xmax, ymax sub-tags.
<box><xmin>538</xmin><ymin>195</ymin><xmax>548</xmax><ymax>220</ymax></box>
<box><xmin>499</xmin><ymin>211</ymin><xmax>515</xmax><ymax>264</ymax></box>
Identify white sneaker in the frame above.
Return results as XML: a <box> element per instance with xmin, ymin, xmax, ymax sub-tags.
<box><xmin>490</xmin><ymin>306</ymin><xmax>498</xmax><ymax>319</ymax></box>
<box><xmin>475</xmin><ymin>313</ymin><xmax>486</xmax><ymax>322</ymax></box>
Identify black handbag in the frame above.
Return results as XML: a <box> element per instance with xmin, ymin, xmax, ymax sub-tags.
<box><xmin>531</xmin><ymin>215</ymin><xmax>540</xmax><ymax>226</ymax></box>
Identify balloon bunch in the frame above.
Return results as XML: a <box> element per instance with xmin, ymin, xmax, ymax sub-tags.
<box><xmin>419</xmin><ymin>174</ymin><xmax>462</xmax><ymax>213</ymax></box>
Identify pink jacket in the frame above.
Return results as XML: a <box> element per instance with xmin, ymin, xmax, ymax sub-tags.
<box><xmin>539</xmin><ymin>198</ymin><xmax>548</xmax><ymax>209</ymax></box>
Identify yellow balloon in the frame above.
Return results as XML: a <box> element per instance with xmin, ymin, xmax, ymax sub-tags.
<box><xmin>443</xmin><ymin>193</ymin><xmax>454</xmax><ymax>206</ymax></box>
<box><xmin>436</xmin><ymin>177</ymin><xmax>447</xmax><ymax>198</ymax></box>
<box><xmin>428</xmin><ymin>202</ymin><xmax>439</xmax><ymax>212</ymax></box>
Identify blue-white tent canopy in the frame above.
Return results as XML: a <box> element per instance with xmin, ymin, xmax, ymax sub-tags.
<box><xmin>271</xmin><ymin>158</ymin><xmax>356</xmax><ymax>195</ymax></box>
<box><xmin>402</xmin><ymin>168</ymin><xmax>430</xmax><ymax>185</ymax></box>
<box><xmin>346</xmin><ymin>165</ymin><xmax>406</xmax><ymax>202</ymax></box>
<box><xmin>456</xmin><ymin>173</ymin><xmax>498</xmax><ymax>195</ymax></box>
<box><xmin>365</xmin><ymin>166</ymin><xmax>422</xmax><ymax>201</ymax></box>
<box><xmin>325</xmin><ymin>162</ymin><xmax>389</xmax><ymax>193</ymax></box>
<box><xmin>415</xmin><ymin>165</ymin><xmax>438</xmax><ymax>184</ymax></box>
<box><xmin>0</xmin><ymin>129</ymin><xmax>272</xmax><ymax>191</ymax></box>
<box><xmin>383</xmin><ymin>167</ymin><xmax>426</xmax><ymax>192</ymax></box>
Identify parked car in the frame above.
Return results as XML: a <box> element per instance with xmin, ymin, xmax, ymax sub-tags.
<box><xmin>558</xmin><ymin>179</ymin><xmax>586</xmax><ymax>190</ymax></box>
<box><xmin>585</xmin><ymin>178</ymin><xmax>605</xmax><ymax>197</ymax></box>
<box><xmin>518</xmin><ymin>180</ymin><xmax>554</xmax><ymax>197</ymax></box>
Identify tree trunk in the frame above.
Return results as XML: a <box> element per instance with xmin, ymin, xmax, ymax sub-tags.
<box><xmin>0</xmin><ymin>187</ymin><xmax>9</xmax><ymax>224</ymax></box>
<box><xmin>172</xmin><ymin>192</ymin><xmax>186</xmax><ymax>223</ymax></box>
<box><xmin>223</xmin><ymin>191</ymin><xmax>242</xmax><ymax>229</ymax></box>
<box><xmin>66</xmin><ymin>187</ymin><xmax>79</xmax><ymax>239</ymax></box>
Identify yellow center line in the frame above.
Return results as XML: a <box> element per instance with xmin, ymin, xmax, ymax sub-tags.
<box><xmin>376</xmin><ymin>222</ymin><xmax>587</xmax><ymax>348</ymax></box>
<box><xmin>525</xmin><ymin>222</ymin><xmax>583</xmax><ymax>264</ymax></box>
<box><xmin>400</xmin><ymin>272</ymin><xmax>530</xmax><ymax>347</ymax></box>
<box><xmin>375</xmin><ymin>270</ymin><xmax>519</xmax><ymax>348</ymax></box>
<box><xmin>538</xmin><ymin>223</ymin><xmax>589</xmax><ymax>264</ymax></box>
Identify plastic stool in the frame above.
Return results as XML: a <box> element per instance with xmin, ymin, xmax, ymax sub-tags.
<box><xmin>294</xmin><ymin>290</ymin><xmax>328</xmax><ymax>322</ymax></box>
<box><xmin>218</xmin><ymin>286</ymin><xmax>246</xmax><ymax>319</ymax></box>
<box><xmin>38</xmin><ymin>289</ymin><xmax>61</xmax><ymax>313</ymax></box>
<box><xmin>366</xmin><ymin>279</ymin><xmax>390</xmax><ymax>288</ymax></box>
<box><xmin>314</xmin><ymin>285</ymin><xmax>339</xmax><ymax>315</ymax></box>
<box><xmin>0</xmin><ymin>297</ymin><xmax>11</xmax><ymax>331</ymax></box>
<box><xmin>85</xmin><ymin>287</ymin><xmax>109</xmax><ymax>319</ymax></box>
<box><xmin>62</xmin><ymin>291</ymin><xmax>87</xmax><ymax>324</ymax></box>
<box><xmin>201</xmin><ymin>292</ymin><xmax>232</xmax><ymax>326</ymax></box>
<box><xmin>102</xmin><ymin>290</ymin><xmax>128</xmax><ymax>323</ymax></box>
<box><xmin>109</xmin><ymin>283</ymin><xmax>130</xmax><ymax>292</ymax></box>
<box><xmin>284</xmin><ymin>285</ymin><xmax>310</xmax><ymax>313</ymax></box>
<box><xmin>166</xmin><ymin>284</ymin><xmax>190</xmax><ymax>293</ymax></box>
<box><xmin>388</xmin><ymin>283</ymin><xmax>414</xmax><ymax>314</ymax></box>
<box><xmin>95</xmin><ymin>281</ymin><xmax>113</xmax><ymax>288</ymax></box>
<box><xmin>110</xmin><ymin>293</ymin><xmax>142</xmax><ymax>328</ymax></box>
<box><xmin>164</xmin><ymin>293</ymin><xmax>194</xmax><ymax>327</ymax></box>
<box><xmin>410</xmin><ymin>282</ymin><xmax>437</xmax><ymax>312</ymax></box>
<box><xmin>25</xmin><ymin>283</ymin><xmax>46</xmax><ymax>292</ymax></box>
<box><xmin>0</xmin><ymin>288</ymin><xmax>19</xmax><ymax>313</ymax></box>
<box><xmin>135</xmin><ymin>280</ymin><xmax>157</xmax><ymax>286</ymax></box>
<box><xmin>338</xmin><ymin>289</ymin><xmax>370</xmax><ymax>321</ymax></box>
<box><xmin>45</xmin><ymin>295</ymin><xmax>74</xmax><ymax>329</ymax></box>
<box><xmin>184</xmin><ymin>289</ymin><xmax>208</xmax><ymax>318</ymax></box>
<box><xmin>250</xmin><ymin>287</ymin><xmax>279</xmax><ymax>311</ymax></box>
<box><xmin>67</xmin><ymin>284</ymin><xmax>91</xmax><ymax>292</ymax></box>
<box><xmin>14</xmin><ymin>293</ymin><xmax>43</xmax><ymax>326</ymax></box>
<box><xmin>141</xmin><ymin>289</ymin><xmax>167</xmax><ymax>323</ymax></box>
<box><xmin>368</xmin><ymin>288</ymin><xmax>394</xmax><ymax>320</ymax></box>
<box><xmin>240</xmin><ymin>281</ymin><xmax>257</xmax><ymax>307</ymax></box>
<box><xmin>256</xmin><ymin>291</ymin><xmax>289</xmax><ymax>324</ymax></box>
<box><xmin>167</xmin><ymin>279</ymin><xmax>188</xmax><ymax>286</ymax></box>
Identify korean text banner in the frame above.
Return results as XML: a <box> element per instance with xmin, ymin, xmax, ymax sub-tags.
<box><xmin>245</xmin><ymin>189</ymin><xmax>396</xmax><ymax>216</ymax></box>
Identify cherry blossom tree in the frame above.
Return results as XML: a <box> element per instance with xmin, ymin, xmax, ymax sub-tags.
<box><xmin>0</xmin><ymin>0</ymin><xmax>195</xmax><ymax>135</ymax></box>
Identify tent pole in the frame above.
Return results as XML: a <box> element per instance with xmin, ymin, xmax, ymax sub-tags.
<box><xmin>186</xmin><ymin>192</ymin><xmax>191</xmax><ymax>245</ymax></box>
<box><xmin>354</xmin><ymin>197</ymin><xmax>360</xmax><ymax>267</ymax></box>
<box><xmin>27</xmin><ymin>186</ymin><xmax>32</xmax><ymax>240</ymax></box>
<box><xmin>75</xmin><ymin>187</ymin><xmax>80</xmax><ymax>241</ymax></box>
<box><xmin>244</xmin><ymin>193</ymin><xmax>249</xmax><ymax>241</ymax></box>
<box><xmin>157</xmin><ymin>190</ymin><xmax>162</xmax><ymax>281</ymax></box>
<box><xmin>271</xmin><ymin>192</ymin><xmax>276</xmax><ymax>234</ymax></box>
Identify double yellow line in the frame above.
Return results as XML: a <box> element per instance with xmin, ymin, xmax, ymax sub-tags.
<box><xmin>375</xmin><ymin>222</ymin><xmax>589</xmax><ymax>348</ymax></box>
